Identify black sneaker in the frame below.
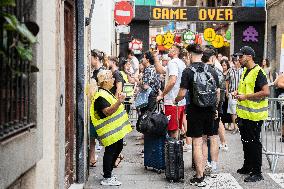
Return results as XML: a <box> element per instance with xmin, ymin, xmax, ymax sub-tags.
<box><xmin>244</xmin><ymin>174</ymin><xmax>264</xmax><ymax>182</ymax></box>
<box><xmin>190</xmin><ymin>175</ymin><xmax>206</xmax><ymax>187</ymax></box>
<box><xmin>237</xmin><ymin>167</ymin><xmax>252</xmax><ymax>174</ymax></box>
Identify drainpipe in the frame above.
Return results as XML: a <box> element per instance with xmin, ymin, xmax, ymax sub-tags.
<box><xmin>264</xmin><ymin>0</ymin><xmax>268</xmax><ymax>59</ymax></box>
<box><xmin>75</xmin><ymin>0</ymin><xmax>85</xmax><ymax>183</ymax></box>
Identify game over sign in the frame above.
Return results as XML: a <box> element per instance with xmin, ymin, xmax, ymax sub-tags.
<box><xmin>134</xmin><ymin>6</ymin><xmax>265</xmax><ymax>22</ymax></box>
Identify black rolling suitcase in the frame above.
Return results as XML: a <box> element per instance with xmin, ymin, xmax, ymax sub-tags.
<box><xmin>165</xmin><ymin>105</ymin><xmax>184</xmax><ymax>182</ymax></box>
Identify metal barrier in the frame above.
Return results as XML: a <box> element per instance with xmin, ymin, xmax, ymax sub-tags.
<box><xmin>262</xmin><ymin>98</ymin><xmax>284</xmax><ymax>173</ymax></box>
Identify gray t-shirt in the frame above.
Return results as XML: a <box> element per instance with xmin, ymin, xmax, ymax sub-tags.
<box><xmin>164</xmin><ymin>58</ymin><xmax>186</xmax><ymax>106</ymax></box>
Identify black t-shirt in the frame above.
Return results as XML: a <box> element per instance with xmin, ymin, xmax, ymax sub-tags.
<box><xmin>110</xmin><ymin>69</ymin><xmax>124</xmax><ymax>95</ymax></box>
<box><xmin>92</xmin><ymin>67</ymin><xmax>105</xmax><ymax>82</ymax></box>
<box><xmin>180</xmin><ymin>62</ymin><xmax>220</xmax><ymax>113</ymax></box>
<box><xmin>243</xmin><ymin>66</ymin><xmax>268</xmax><ymax>93</ymax></box>
<box><xmin>94</xmin><ymin>88</ymin><xmax>112</xmax><ymax>119</ymax></box>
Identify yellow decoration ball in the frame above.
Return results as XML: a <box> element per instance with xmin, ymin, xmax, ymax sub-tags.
<box><xmin>204</xmin><ymin>28</ymin><xmax>216</xmax><ymax>42</ymax></box>
<box><xmin>155</xmin><ymin>34</ymin><xmax>164</xmax><ymax>46</ymax></box>
<box><xmin>212</xmin><ymin>35</ymin><xmax>224</xmax><ymax>48</ymax></box>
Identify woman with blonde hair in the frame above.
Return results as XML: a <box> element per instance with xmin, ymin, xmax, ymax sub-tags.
<box><xmin>90</xmin><ymin>70</ymin><xmax>132</xmax><ymax>186</ymax></box>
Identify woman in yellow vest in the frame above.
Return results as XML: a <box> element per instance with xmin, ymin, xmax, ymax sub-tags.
<box><xmin>233</xmin><ymin>46</ymin><xmax>269</xmax><ymax>182</ymax></box>
<box><xmin>90</xmin><ymin>70</ymin><xmax>132</xmax><ymax>186</ymax></box>
<box><xmin>119</xmin><ymin>58</ymin><xmax>137</xmax><ymax>113</ymax></box>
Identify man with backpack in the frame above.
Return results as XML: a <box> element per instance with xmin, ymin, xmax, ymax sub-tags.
<box><xmin>201</xmin><ymin>48</ymin><xmax>223</xmax><ymax>175</ymax></box>
<box><xmin>175</xmin><ymin>44</ymin><xmax>219</xmax><ymax>187</ymax></box>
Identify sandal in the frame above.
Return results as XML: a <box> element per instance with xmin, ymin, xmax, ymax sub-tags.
<box><xmin>114</xmin><ymin>154</ymin><xmax>124</xmax><ymax>168</ymax></box>
<box><xmin>89</xmin><ymin>161</ymin><xmax>96</xmax><ymax>167</ymax></box>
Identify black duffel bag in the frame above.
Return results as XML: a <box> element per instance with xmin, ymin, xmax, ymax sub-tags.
<box><xmin>136</xmin><ymin>107</ymin><xmax>168</xmax><ymax>136</ymax></box>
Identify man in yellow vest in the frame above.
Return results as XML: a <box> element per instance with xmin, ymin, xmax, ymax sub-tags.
<box><xmin>233</xmin><ymin>46</ymin><xmax>269</xmax><ymax>182</ymax></box>
<box><xmin>90</xmin><ymin>70</ymin><xmax>132</xmax><ymax>186</ymax></box>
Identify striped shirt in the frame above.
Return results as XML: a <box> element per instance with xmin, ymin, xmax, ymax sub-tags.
<box><xmin>226</xmin><ymin>67</ymin><xmax>243</xmax><ymax>93</ymax></box>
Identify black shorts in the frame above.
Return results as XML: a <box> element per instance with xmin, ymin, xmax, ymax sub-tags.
<box><xmin>212</xmin><ymin>117</ymin><xmax>220</xmax><ymax>135</ymax></box>
<box><xmin>186</xmin><ymin>109</ymin><xmax>214</xmax><ymax>138</ymax></box>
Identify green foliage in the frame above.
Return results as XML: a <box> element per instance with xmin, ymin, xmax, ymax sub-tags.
<box><xmin>1</xmin><ymin>0</ymin><xmax>39</xmax><ymax>72</ymax></box>
<box><xmin>0</xmin><ymin>0</ymin><xmax>16</xmax><ymax>7</ymax></box>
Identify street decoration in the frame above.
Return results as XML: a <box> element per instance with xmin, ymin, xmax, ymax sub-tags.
<box><xmin>212</xmin><ymin>35</ymin><xmax>225</xmax><ymax>48</ymax></box>
<box><xmin>211</xmin><ymin>34</ymin><xmax>225</xmax><ymax>48</ymax></box>
<box><xmin>204</xmin><ymin>28</ymin><xmax>216</xmax><ymax>42</ymax></box>
<box><xmin>243</xmin><ymin>26</ymin><xmax>259</xmax><ymax>42</ymax></box>
<box><xmin>155</xmin><ymin>32</ymin><xmax>175</xmax><ymax>50</ymax></box>
<box><xmin>183</xmin><ymin>31</ymin><xmax>195</xmax><ymax>44</ymax></box>
<box><xmin>163</xmin><ymin>32</ymin><xmax>175</xmax><ymax>49</ymax></box>
<box><xmin>155</xmin><ymin>34</ymin><xmax>164</xmax><ymax>46</ymax></box>
<box><xmin>175</xmin><ymin>35</ymin><xmax>182</xmax><ymax>44</ymax></box>
<box><xmin>195</xmin><ymin>34</ymin><xmax>202</xmax><ymax>45</ymax></box>
<box><xmin>224</xmin><ymin>41</ymin><xmax>230</xmax><ymax>47</ymax></box>
<box><xmin>129</xmin><ymin>39</ymin><xmax>143</xmax><ymax>54</ymax></box>
<box><xmin>225</xmin><ymin>29</ymin><xmax>232</xmax><ymax>40</ymax></box>
<box><xmin>114</xmin><ymin>1</ymin><xmax>134</xmax><ymax>25</ymax></box>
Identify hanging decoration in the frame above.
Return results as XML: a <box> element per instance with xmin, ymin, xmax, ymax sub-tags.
<box><xmin>163</xmin><ymin>32</ymin><xmax>175</xmax><ymax>49</ymax></box>
<box><xmin>195</xmin><ymin>34</ymin><xmax>202</xmax><ymax>45</ymax></box>
<box><xmin>183</xmin><ymin>31</ymin><xmax>195</xmax><ymax>44</ymax></box>
<box><xmin>224</xmin><ymin>41</ymin><xmax>230</xmax><ymax>47</ymax></box>
<box><xmin>203</xmin><ymin>28</ymin><xmax>216</xmax><ymax>42</ymax></box>
<box><xmin>225</xmin><ymin>29</ymin><xmax>232</xmax><ymax>40</ymax></box>
<box><xmin>155</xmin><ymin>32</ymin><xmax>175</xmax><ymax>50</ymax></box>
<box><xmin>212</xmin><ymin>34</ymin><xmax>225</xmax><ymax>49</ymax></box>
<box><xmin>175</xmin><ymin>34</ymin><xmax>182</xmax><ymax>44</ymax></box>
<box><xmin>129</xmin><ymin>38</ymin><xmax>143</xmax><ymax>54</ymax></box>
<box><xmin>155</xmin><ymin>34</ymin><xmax>164</xmax><ymax>46</ymax></box>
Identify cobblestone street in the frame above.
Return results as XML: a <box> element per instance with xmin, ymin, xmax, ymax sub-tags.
<box><xmin>85</xmin><ymin>129</ymin><xmax>284</xmax><ymax>189</ymax></box>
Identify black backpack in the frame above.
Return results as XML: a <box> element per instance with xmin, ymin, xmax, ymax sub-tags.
<box><xmin>213</xmin><ymin>66</ymin><xmax>226</xmax><ymax>103</ymax></box>
<box><xmin>190</xmin><ymin>64</ymin><xmax>217</xmax><ymax>107</ymax></box>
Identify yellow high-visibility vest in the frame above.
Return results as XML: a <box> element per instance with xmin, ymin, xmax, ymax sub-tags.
<box><xmin>120</xmin><ymin>71</ymin><xmax>134</xmax><ymax>97</ymax></box>
<box><xmin>90</xmin><ymin>88</ymin><xmax>132</xmax><ymax>146</ymax></box>
<box><xmin>236</xmin><ymin>65</ymin><xmax>268</xmax><ymax>121</ymax></box>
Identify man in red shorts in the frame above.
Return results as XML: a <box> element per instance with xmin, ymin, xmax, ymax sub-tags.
<box><xmin>156</xmin><ymin>46</ymin><xmax>186</xmax><ymax>138</ymax></box>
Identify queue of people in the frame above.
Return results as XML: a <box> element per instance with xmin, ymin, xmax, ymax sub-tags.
<box><xmin>87</xmin><ymin>44</ymin><xmax>270</xmax><ymax>187</ymax></box>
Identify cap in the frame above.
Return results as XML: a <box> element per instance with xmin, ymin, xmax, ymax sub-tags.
<box><xmin>235</xmin><ymin>46</ymin><xmax>255</xmax><ymax>57</ymax></box>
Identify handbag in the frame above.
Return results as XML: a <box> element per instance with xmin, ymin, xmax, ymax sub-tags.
<box><xmin>136</xmin><ymin>104</ymin><xmax>169</xmax><ymax>136</ymax></box>
<box><xmin>134</xmin><ymin>87</ymin><xmax>152</xmax><ymax>109</ymax></box>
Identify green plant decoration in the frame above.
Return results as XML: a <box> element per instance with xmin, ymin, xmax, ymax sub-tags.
<box><xmin>0</xmin><ymin>0</ymin><xmax>39</xmax><ymax>74</ymax></box>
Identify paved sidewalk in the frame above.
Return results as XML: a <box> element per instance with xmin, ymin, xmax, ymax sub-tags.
<box><xmin>85</xmin><ymin>129</ymin><xmax>284</xmax><ymax>189</ymax></box>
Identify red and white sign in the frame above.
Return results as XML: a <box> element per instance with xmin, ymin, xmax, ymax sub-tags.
<box><xmin>114</xmin><ymin>1</ymin><xmax>133</xmax><ymax>25</ymax></box>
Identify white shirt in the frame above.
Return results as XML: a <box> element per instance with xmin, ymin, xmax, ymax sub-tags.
<box><xmin>164</xmin><ymin>58</ymin><xmax>186</xmax><ymax>106</ymax></box>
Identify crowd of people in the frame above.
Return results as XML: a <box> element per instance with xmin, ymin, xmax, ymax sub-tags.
<box><xmin>88</xmin><ymin>44</ymin><xmax>273</xmax><ymax>187</ymax></box>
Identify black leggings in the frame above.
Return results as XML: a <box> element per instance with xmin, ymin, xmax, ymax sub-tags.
<box><xmin>103</xmin><ymin>139</ymin><xmax>124</xmax><ymax>178</ymax></box>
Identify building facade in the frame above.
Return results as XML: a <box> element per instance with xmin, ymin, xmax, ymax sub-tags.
<box><xmin>0</xmin><ymin>0</ymin><xmax>92</xmax><ymax>188</ymax></box>
<box><xmin>267</xmin><ymin>0</ymin><xmax>284</xmax><ymax>72</ymax></box>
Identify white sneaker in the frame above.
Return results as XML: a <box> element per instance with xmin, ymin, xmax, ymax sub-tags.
<box><xmin>100</xmin><ymin>172</ymin><xmax>117</xmax><ymax>179</ymax></box>
<box><xmin>100</xmin><ymin>177</ymin><xmax>121</xmax><ymax>186</ymax></box>
<box><xmin>219</xmin><ymin>144</ymin><xmax>229</xmax><ymax>151</ymax></box>
<box><xmin>183</xmin><ymin>144</ymin><xmax>192</xmax><ymax>152</ymax></box>
<box><xmin>95</xmin><ymin>145</ymin><xmax>103</xmax><ymax>152</ymax></box>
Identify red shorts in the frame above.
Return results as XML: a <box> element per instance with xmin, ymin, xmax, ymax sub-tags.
<box><xmin>164</xmin><ymin>105</ymin><xmax>185</xmax><ymax>131</ymax></box>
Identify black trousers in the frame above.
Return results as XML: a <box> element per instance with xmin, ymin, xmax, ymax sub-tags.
<box><xmin>103</xmin><ymin>139</ymin><xmax>123</xmax><ymax>178</ymax></box>
<box><xmin>238</xmin><ymin>118</ymin><xmax>263</xmax><ymax>175</ymax></box>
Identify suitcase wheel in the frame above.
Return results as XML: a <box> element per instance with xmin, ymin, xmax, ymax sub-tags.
<box><xmin>144</xmin><ymin>166</ymin><xmax>148</xmax><ymax>170</ymax></box>
<box><xmin>157</xmin><ymin>170</ymin><xmax>162</xmax><ymax>174</ymax></box>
